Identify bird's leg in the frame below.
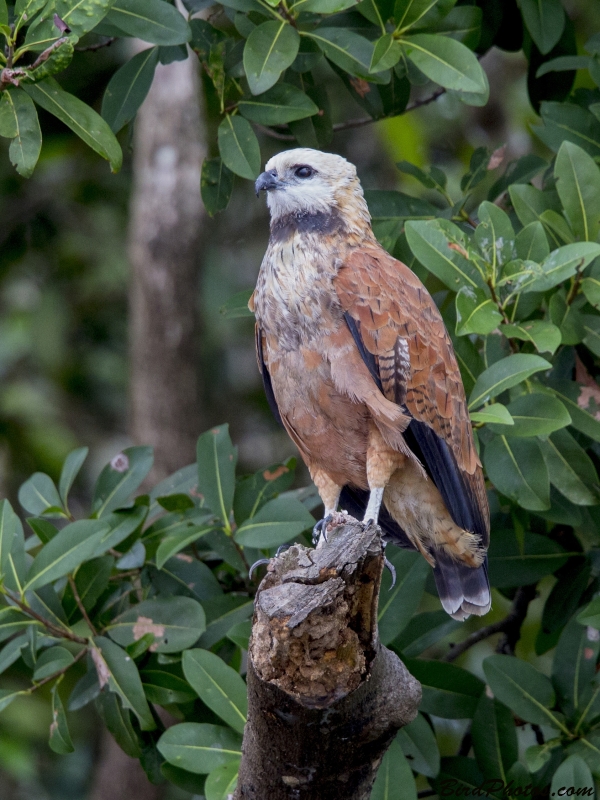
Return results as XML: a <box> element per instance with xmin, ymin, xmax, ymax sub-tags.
<box><xmin>364</xmin><ymin>422</ymin><xmax>404</xmax><ymax>525</ymax></box>
<box><xmin>309</xmin><ymin>467</ymin><xmax>342</xmax><ymax>548</ymax></box>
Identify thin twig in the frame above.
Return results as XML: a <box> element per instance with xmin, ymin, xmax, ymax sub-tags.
<box><xmin>30</xmin><ymin>646</ymin><xmax>87</xmax><ymax>692</ymax></box>
<box><xmin>29</xmin><ymin>36</ymin><xmax>68</xmax><ymax>70</ymax></box>
<box><xmin>108</xmin><ymin>569</ymin><xmax>140</xmax><ymax>581</ymax></box>
<box><xmin>5</xmin><ymin>591</ymin><xmax>88</xmax><ymax>645</ymax></box>
<box><xmin>254</xmin><ymin>85</ymin><xmax>448</xmax><ymax>141</ymax></box>
<box><xmin>75</xmin><ymin>36</ymin><xmax>116</xmax><ymax>52</ymax></box>
<box><xmin>443</xmin><ymin>584</ymin><xmax>537</xmax><ymax>663</ymax></box>
<box><xmin>68</xmin><ymin>576</ymin><xmax>97</xmax><ymax>636</ymax></box>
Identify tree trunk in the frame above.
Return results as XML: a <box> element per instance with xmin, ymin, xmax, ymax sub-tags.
<box><xmin>234</xmin><ymin>518</ymin><xmax>422</xmax><ymax>800</ymax></box>
<box><xmin>90</xmin><ymin>44</ymin><xmax>206</xmax><ymax>800</ymax></box>
<box><xmin>128</xmin><ymin>48</ymin><xmax>206</xmax><ymax>484</ymax></box>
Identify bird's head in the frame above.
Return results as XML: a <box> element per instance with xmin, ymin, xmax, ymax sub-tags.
<box><xmin>255</xmin><ymin>148</ymin><xmax>371</xmax><ymax>236</ymax></box>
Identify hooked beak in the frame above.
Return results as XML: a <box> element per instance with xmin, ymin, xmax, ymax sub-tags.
<box><xmin>255</xmin><ymin>170</ymin><xmax>281</xmax><ymax>198</ymax></box>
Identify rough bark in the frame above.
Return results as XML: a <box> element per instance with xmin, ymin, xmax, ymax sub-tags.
<box><xmin>90</xmin><ymin>43</ymin><xmax>206</xmax><ymax>800</ymax></box>
<box><xmin>128</xmin><ymin>47</ymin><xmax>206</xmax><ymax>484</ymax></box>
<box><xmin>234</xmin><ymin>518</ymin><xmax>422</xmax><ymax>800</ymax></box>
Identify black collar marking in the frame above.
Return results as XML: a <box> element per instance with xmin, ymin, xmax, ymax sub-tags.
<box><xmin>270</xmin><ymin>208</ymin><xmax>345</xmax><ymax>242</ymax></box>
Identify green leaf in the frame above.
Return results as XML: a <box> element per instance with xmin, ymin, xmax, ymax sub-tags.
<box><xmin>33</xmin><ymin>646</ymin><xmax>75</xmax><ymax>681</ymax></box>
<box><xmin>578</xmin><ymin>596</ymin><xmax>600</xmax><ymax>628</ymax></box>
<box><xmin>227</xmin><ymin>620</ymin><xmax>251</xmax><ymax>650</ymax></box>
<box><xmin>293</xmin><ymin>0</ymin><xmax>358</xmax><ymax>11</ymax></box>
<box><xmin>27</xmin><ymin>584</ymin><xmax>69</xmax><ymax>631</ymax></box>
<box><xmin>471</xmin><ymin>694</ymin><xmax>518</xmax><ymax>782</ymax></box>
<box><xmin>95</xmin><ymin>691</ymin><xmax>142</xmax><ymax>757</ymax></box>
<box><xmin>157</xmin><ymin>722</ymin><xmax>242</xmax><ymax>774</ymax></box>
<box><xmin>371</xmin><ymin>737</ymin><xmax>417</xmax><ymax>800</ymax></box>
<box><xmin>58</xmin><ymin>447</ymin><xmax>88</xmax><ymax>509</ymax></box>
<box><xmin>205</xmin><ymin>762</ymin><xmax>239</xmax><ymax>800</ymax></box>
<box><xmin>0</xmin><ymin>633</ymin><xmax>28</xmax><ymax>675</ymax></box>
<box><xmin>400</xmin><ymin>34</ymin><xmax>488</xmax><ymax>100</ymax></box>
<box><xmin>488</xmin><ymin>393</ymin><xmax>571</xmax><ymax>438</ymax></box>
<box><xmin>484</xmin><ymin>437</ymin><xmax>550</xmax><ymax>511</ymax></box>
<box><xmin>583</xmin><ymin>313</ymin><xmax>600</xmax><ymax>357</ymax></box>
<box><xmin>306</xmin><ymin>28</ymin><xmax>377</xmax><ymax>81</ymax></box>
<box><xmin>218</xmin><ymin>115</ymin><xmax>260</xmax><ymax>181</ymax></box>
<box><xmin>582</xmin><ymin>276</ymin><xmax>600</xmax><ymax>310</ymax></box>
<box><xmin>199</xmin><ymin>597</ymin><xmax>253</xmax><ymax>649</ymax></box>
<box><xmin>19</xmin><ymin>471</ymin><xmax>63</xmax><ymax>517</ymax></box>
<box><xmin>219</xmin><ymin>288</ymin><xmax>254</xmax><ymax>319</ymax></box>
<box><xmin>500</xmin><ymin>321</ymin><xmax>561</xmax><ymax>355</ymax></box>
<box><xmin>14</xmin><ymin>0</ymin><xmax>48</xmax><ymax>29</ymax></box>
<box><xmin>182</xmin><ymin>649</ymin><xmax>247</xmax><ymax>734</ymax></box>
<box><xmin>25</xmin><ymin>519</ymin><xmax>109</xmax><ymax>592</ymax></box>
<box><xmin>521</xmin><ymin>243</ymin><xmax>600</xmax><ymax>293</ymax></box>
<box><xmin>405</xmin><ymin>658</ymin><xmax>485</xmax><ymax>719</ymax></box>
<box><xmin>551</xmin><ymin>756</ymin><xmax>594</xmax><ymax>799</ymax></box>
<box><xmin>101</xmin><ymin>46</ymin><xmax>159</xmax><ymax>133</ymax></box>
<box><xmin>547</xmin><ymin>380</ymin><xmax>600</xmax><ymax>443</ymax></box>
<box><xmin>394</xmin><ymin>0</ymin><xmax>454</xmax><ymax>31</ymax></box>
<box><xmin>539</xmin><ymin>428</ymin><xmax>600</xmax><ymax>506</ymax></box>
<box><xmin>155</xmin><ymin>521</ymin><xmax>214</xmax><ymax>570</ymax></box>
<box><xmin>92</xmin><ymin>446</ymin><xmax>153</xmax><ymax>517</ymax></box>
<box><xmin>396</xmin><ymin>712</ymin><xmax>440</xmax><ymax>778</ymax></box>
<box><xmin>92</xmin><ymin>506</ymin><xmax>148</xmax><ymax>556</ymax></box>
<box><xmin>107</xmin><ymin>597</ymin><xmax>206</xmax><ymax>653</ymax></box>
<box><xmin>0</xmin><ymin>689</ymin><xmax>26</xmax><ymax>713</ymax></box>
<box><xmin>553</xmin><ymin>617</ymin><xmax>600</xmax><ymax>721</ymax></box>
<box><xmin>536</xmin><ymin>55</ymin><xmax>591</xmax><ymax>78</ymax></box>
<box><xmin>234</xmin><ymin>459</ymin><xmax>295</xmax><ymax>524</ymax></box>
<box><xmin>0</xmin><ymin>0</ymin><xmax>7</xmax><ymax>25</ymax></box>
<box><xmin>405</xmin><ymin>219</ymin><xmax>484</xmax><ymax>290</ymax></box>
<box><xmin>92</xmin><ymin>636</ymin><xmax>155</xmax><ymax>730</ymax></box>
<box><xmin>0</xmin><ymin>608</ymin><xmax>39</xmax><ymax>643</ymax></box>
<box><xmin>238</xmin><ymin>83</ymin><xmax>318</xmax><ymax>125</ymax></box>
<box><xmin>0</xmin><ymin>500</ymin><xmax>20</xmax><ymax>580</ymax></box>
<box><xmin>533</xmin><ymin>102</ymin><xmax>600</xmax><ymax>160</ymax></box>
<box><xmin>470</xmin><ymin>404</ymin><xmax>514</xmax><ymax>426</ymax></box>
<box><xmin>541</xmin><ymin>559</ymin><xmax>590</xmax><ymax>637</ymax></box>
<box><xmin>151</xmin><ymin>556</ymin><xmax>222</xmax><ymax>603</ymax></box>
<box><xmin>161</xmin><ymin>764</ymin><xmax>206</xmax><ymax>795</ymax></box>
<box><xmin>483</xmin><ymin>655</ymin><xmax>562</xmax><ymax>730</ymax></box>
<box><xmin>234</xmin><ymin>495</ymin><xmax>313</xmax><ymax>548</ymax></box>
<box><xmin>515</xmin><ymin>222</ymin><xmax>550</xmax><ymax>263</ymax></box>
<box><xmin>105</xmin><ymin>0</ymin><xmax>191</xmax><ymax>44</ymax></box>
<box><xmin>0</xmin><ymin>89</ymin><xmax>42</xmax><ymax>178</ymax></box>
<box><xmin>520</xmin><ymin>0</ymin><xmax>565</xmax><ymax>54</ymax></box>
<box><xmin>64</xmin><ymin>555</ymin><xmax>114</xmax><ymax>620</ymax></box>
<box><xmin>243</xmin><ymin>21</ymin><xmax>299</xmax><ymax>95</ymax></box>
<box><xmin>427</xmin><ymin>5</ymin><xmax>482</xmax><ymax>49</ymax></box>
<box><xmin>23</xmin><ymin>78</ymin><xmax>122</xmax><ymax>172</ymax></box>
<box><xmin>371</xmin><ymin>34</ymin><xmax>402</xmax><ymax>73</ymax></box>
<box><xmin>196</xmin><ymin>425</ymin><xmax>237</xmax><ymax>527</ymax></box>
<box><xmin>201</xmin><ymin>157</ymin><xmax>234</xmax><ymax>216</ymax></box>
<box><xmin>432</xmin><ymin>756</ymin><xmax>485</xmax><ymax>798</ymax></box>
<box><xmin>468</xmin><ymin>354</ymin><xmax>551</xmax><ymax>410</ymax></box>
<box><xmin>140</xmin><ymin>666</ymin><xmax>197</xmax><ymax>705</ymax></box>
<box><xmin>49</xmin><ymin>683</ymin><xmax>74</xmax><ymax>754</ymax></box>
<box><xmin>555</xmin><ymin>141</ymin><xmax>600</xmax><ymax>242</ymax></box>
<box><xmin>55</xmin><ymin>0</ymin><xmax>116</xmax><ymax>37</ymax></box>
<box><xmin>475</xmin><ymin>201</ymin><xmax>515</xmax><ymax>268</ymax></box>
<box><xmin>378</xmin><ymin>548</ymin><xmax>429</xmax><ymax>645</ymax></box>
<box><xmin>455</xmin><ymin>286</ymin><xmax>502</xmax><ymax>336</ymax></box>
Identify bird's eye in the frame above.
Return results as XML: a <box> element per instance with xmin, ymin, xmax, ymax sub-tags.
<box><xmin>295</xmin><ymin>166</ymin><xmax>314</xmax><ymax>179</ymax></box>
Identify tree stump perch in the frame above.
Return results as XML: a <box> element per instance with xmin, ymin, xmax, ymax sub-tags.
<box><xmin>234</xmin><ymin>517</ymin><xmax>422</xmax><ymax>800</ymax></box>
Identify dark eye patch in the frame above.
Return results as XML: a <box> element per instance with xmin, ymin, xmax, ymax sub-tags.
<box><xmin>294</xmin><ymin>165</ymin><xmax>314</xmax><ymax>179</ymax></box>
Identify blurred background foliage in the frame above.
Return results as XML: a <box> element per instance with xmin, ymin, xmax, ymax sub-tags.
<box><xmin>2</xmin><ymin>0</ymin><xmax>600</xmax><ymax>798</ymax></box>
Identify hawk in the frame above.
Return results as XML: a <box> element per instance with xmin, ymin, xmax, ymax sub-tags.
<box><xmin>252</xmin><ymin>148</ymin><xmax>490</xmax><ymax>621</ymax></box>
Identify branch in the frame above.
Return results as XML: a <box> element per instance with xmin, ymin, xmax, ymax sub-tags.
<box><xmin>443</xmin><ymin>584</ymin><xmax>537</xmax><ymax>663</ymax></box>
<box><xmin>68</xmin><ymin>575</ymin><xmax>97</xmax><ymax>636</ymax></box>
<box><xmin>254</xmin><ymin>85</ymin><xmax>447</xmax><ymax>141</ymax></box>
<box><xmin>75</xmin><ymin>37</ymin><xmax>116</xmax><ymax>52</ymax></box>
<box><xmin>6</xmin><ymin>591</ymin><xmax>88</xmax><ymax>645</ymax></box>
<box><xmin>234</xmin><ymin>518</ymin><xmax>421</xmax><ymax>800</ymax></box>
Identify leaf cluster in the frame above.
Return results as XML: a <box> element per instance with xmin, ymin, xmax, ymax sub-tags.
<box><xmin>0</xmin><ymin>424</ymin><xmax>315</xmax><ymax>795</ymax></box>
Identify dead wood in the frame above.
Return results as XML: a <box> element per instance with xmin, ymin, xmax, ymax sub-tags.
<box><xmin>233</xmin><ymin>518</ymin><xmax>422</xmax><ymax>800</ymax></box>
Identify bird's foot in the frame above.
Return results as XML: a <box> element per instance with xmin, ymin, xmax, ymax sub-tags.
<box><xmin>384</xmin><ymin>556</ymin><xmax>396</xmax><ymax>590</ymax></box>
<box><xmin>249</xmin><ymin>544</ymin><xmax>294</xmax><ymax>581</ymax></box>
<box><xmin>248</xmin><ymin>558</ymin><xmax>270</xmax><ymax>581</ymax></box>
<box><xmin>312</xmin><ymin>514</ymin><xmax>332</xmax><ymax>546</ymax></box>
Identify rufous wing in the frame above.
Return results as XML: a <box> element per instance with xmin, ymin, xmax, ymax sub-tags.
<box><xmin>334</xmin><ymin>244</ymin><xmax>489</xmax><ymax>545</ymax></box>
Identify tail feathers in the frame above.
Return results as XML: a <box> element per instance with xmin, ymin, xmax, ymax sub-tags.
<box><xmin>433</xmin><ymin>552</ymin><xmax>491</xmax><ymax>622</ymax></box>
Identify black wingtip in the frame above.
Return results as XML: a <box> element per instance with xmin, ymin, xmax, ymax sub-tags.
<box><xmin>433</xmin><ymin>552</ymin><xmax>491</xmax><ymax>621</ymax></box>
